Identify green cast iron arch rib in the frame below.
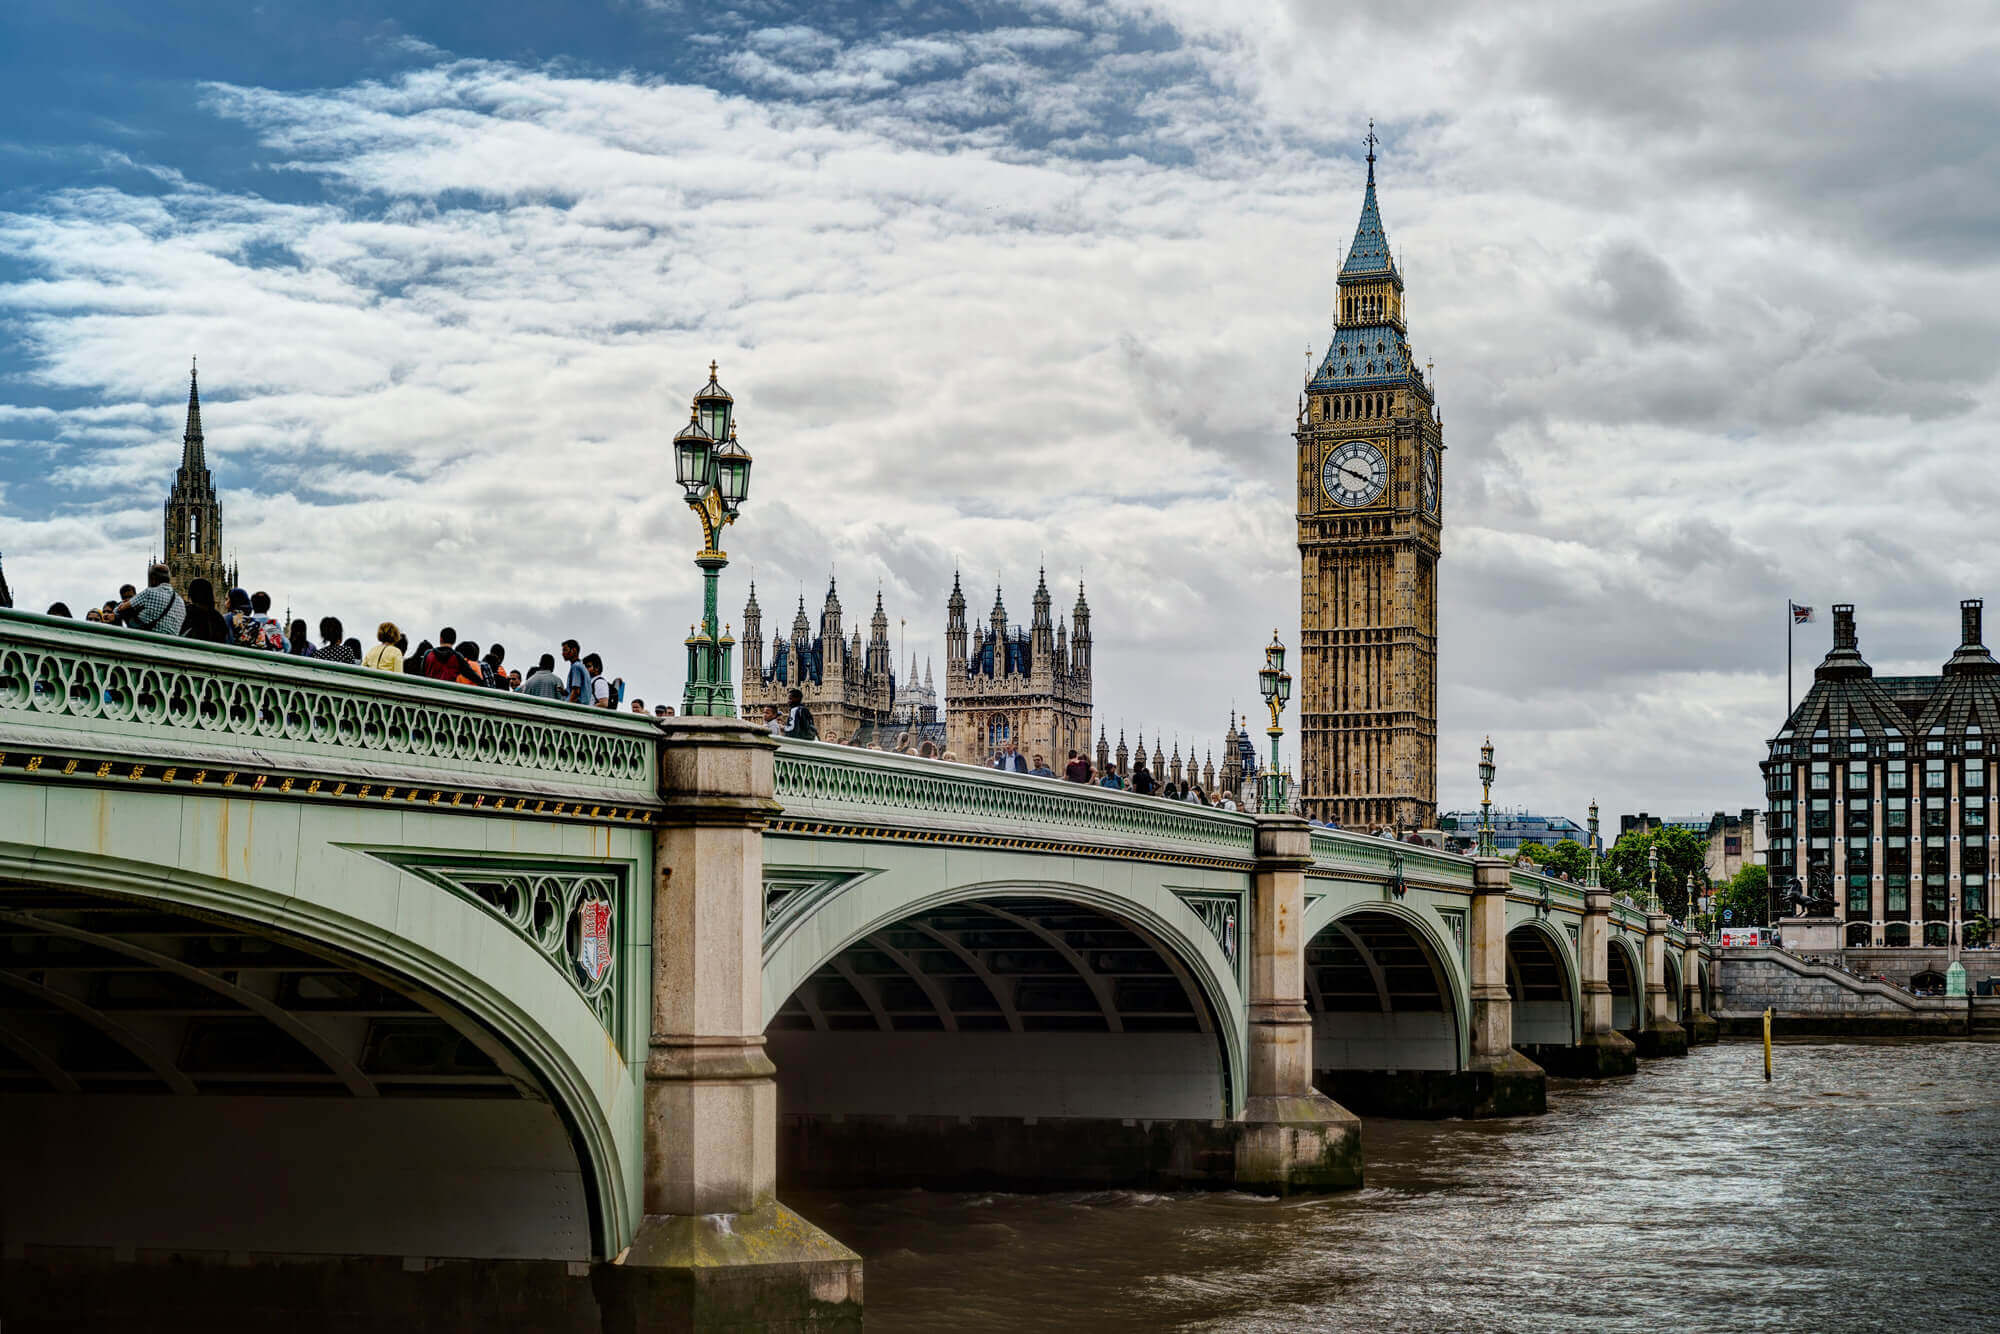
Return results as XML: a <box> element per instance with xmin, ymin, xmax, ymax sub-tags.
<box><xmin>1301</xmin><ymin>895</ymin><xmax>1472</xmax><ymax>1072</ymax></box>
<box><xmin>0</xmin><ymin>841</ymin><xmax>636</xmax><ymax>1258</ymax></box>
<box><xmin>761</xmin><ymin>875</ymin><xmax>1248</xmax><ymax>1117</ymax></box>
<box><xmin>0</xmin><ymin>906</ymin><xmax>376</xmax><ymax>1096</ymax></box>
<box><xmin>0</xmin><ymin>1016</ymin><xmax>78</xmax><ymax>1093</ymax></box>
<box><xmin>0</xmin><ymin>966</ymin><xmax>195</xmax><ymax>1093</ymax></box>
<box><xmin>1506</xmin><ymin>917</ymin><xmax>1581</xmax><ymax>1009</ymax></box>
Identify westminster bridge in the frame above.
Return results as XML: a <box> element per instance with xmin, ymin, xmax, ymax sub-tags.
<box><xmin>0</xmin><ymin>608</ymin><xmax>1713</xmax><ymax>1329</ymax></box>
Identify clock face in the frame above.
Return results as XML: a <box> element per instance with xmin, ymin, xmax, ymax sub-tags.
<box><xmin>1421</xmin><ymin>449</ymin><xmax>1440</xmax><ymax>515</ymax></box>
<box><xmin>1322</xmin><ymin>440</ymin><xmax>1388</xmax><ymax>508</ymax></box>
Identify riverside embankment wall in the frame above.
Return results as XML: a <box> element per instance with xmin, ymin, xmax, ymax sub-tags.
<box><xmin>1714</xmin><ymin>948</ymin><xmax>1981</xmax><ymax>1036</ymax></box>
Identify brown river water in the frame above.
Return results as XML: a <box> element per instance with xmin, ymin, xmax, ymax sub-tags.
<box><xmin>790</xmin><ymin>1041</ymin><xmax>1998</xmax><ymax>1333</ymax></box>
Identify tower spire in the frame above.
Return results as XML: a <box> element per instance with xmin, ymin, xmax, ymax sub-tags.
<box><xmin>179</xmin><ymin>360</ymin><xmax>207</xmax><ymax>480</ymax></box>
<box><xmin>1364</xmin><ymin>118</ymin><xmax>1377</xmax><ymax>186</ymax></box>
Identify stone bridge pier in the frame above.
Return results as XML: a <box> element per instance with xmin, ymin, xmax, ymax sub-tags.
<box><xmin>1682</xmin><ymin>930</ymin><xmax>1719</xmax><ymax>1044</ymax></box>
<box><xmin>1464</xmin><ymin>859</ymin><xmax>1547</xmax><ymax>1115</ymax></box>
<box><xmin>597</xmin><ymin>718</ymin><xmax>861</xmax><ymax>1331</ymax></box>
<box><xmin>1634</xmin><ymin>907</ymin><xmax>1689</xmax><ymax>1059</ymax></box>
<box><xmin>1542</xmin><ymin>886</ymin><xmax>1637</xmax><ymax>1077</ymax></box>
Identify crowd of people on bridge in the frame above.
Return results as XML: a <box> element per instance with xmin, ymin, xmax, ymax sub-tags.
<box><xmin>749</xmin><ymin>688</ymin><xmax>1252</xmax><ymax>809</ymax></box>
<box><xmin>42</xmin><ymin>561</ymin><xmax>672</xmax><ymax>719</ymax></box>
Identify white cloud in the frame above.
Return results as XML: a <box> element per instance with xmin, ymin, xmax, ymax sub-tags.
<box><xmin>2</xmin><ymin>1</ymin><xmax>1998</xmax><ymax>825</ymax></box>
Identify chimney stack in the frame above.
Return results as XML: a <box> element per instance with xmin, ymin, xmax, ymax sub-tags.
<box><xmin>1832</xmin><ymin>604</ymin><xmax>1857</xmax><ymax>651</ymax></box>
<box><xmin>1962</xmin><ymin>598</ymin><xmax>1984</xmax><ymax>648</ymax></box>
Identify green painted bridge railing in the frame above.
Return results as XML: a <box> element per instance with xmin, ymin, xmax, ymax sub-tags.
<box><xmin>0</xmin><ymin>607</ymin><xmax>659</xmax><ymax>803</ymax></box>
<box><xmin>771</xmin><ymin>739</ymin><xmax>1261</xmax><ymax>862</ymax></box>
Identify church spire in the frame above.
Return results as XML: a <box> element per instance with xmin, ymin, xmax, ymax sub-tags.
<box><xmin>178</xmin><ymin>360</ymin><xmax>209</xmax><ymax>485</ymax></box>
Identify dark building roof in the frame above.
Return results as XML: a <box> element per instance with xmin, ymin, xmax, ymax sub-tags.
<box><xmin>1771</xmin><ymin>600</ymin><xmax>2000</xmax><ymax>753</ymax></box>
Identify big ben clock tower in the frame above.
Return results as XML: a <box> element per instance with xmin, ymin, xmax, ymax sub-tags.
<box><xmin>1296</xmin><ymin>129</ymin><xmax>1441</xmax><ymax>831</ymax></box>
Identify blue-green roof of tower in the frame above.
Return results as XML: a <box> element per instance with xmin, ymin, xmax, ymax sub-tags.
<box><xmin>1340</xmin><ymin>175</ymin><xmax>1396</xmax><ymax>278</ymax></box>
<box><xmin>1308</xmin><ymin>323</ymin><xmax>1413</xmax><ymax>391</ymax></box>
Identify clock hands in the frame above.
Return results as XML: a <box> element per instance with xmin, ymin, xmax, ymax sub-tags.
<box><xmin>1338</xmin><ymin>463</ymin><xmax>1371</xmax><ymax>489</ymax></box>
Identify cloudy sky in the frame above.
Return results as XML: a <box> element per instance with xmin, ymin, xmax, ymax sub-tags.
<box><xmin>2</xmin><ymin>0</ymin><xmax>1996</xmax><ymax>823</ymax></box>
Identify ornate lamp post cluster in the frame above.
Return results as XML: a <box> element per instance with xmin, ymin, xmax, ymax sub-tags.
<box><xmin>1646</xmin><ymin>842</ymin><xmax>1661</xmax><ymax>913</ymax></box>
<box><xmin>1255</xmin><ymin>631</ymin><xmax>1294</xmax><ymax>813</ymax></box>
<box><xmin>1477</xmin><ymin>736</ymin><xmax>1497</xmax><ymax>856</ymax></box>
<box><xmin>673</xmin><ymin>362</ymin><xmax>753</xmax><ymax>717</ymax></box>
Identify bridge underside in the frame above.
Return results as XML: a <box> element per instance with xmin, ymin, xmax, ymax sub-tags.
<box><xmin>1609</xmin><ymin>939</ymin><xmax>1641</xmax><ymax>1034</ymax></box>
<box><xmin>771</xmin><ymin>894</ymin><xmax>1241</xmax><ymax>1190</ymax></box>
<box><xmin>1306</xmin><ymin>909</ymin><xmax>1473</xmax><ymax>1118</ymax></box>
<box><xmin>0</xmin><ymin>883</ymin><xmax>594</xmax><ymax>1268</ymax></box>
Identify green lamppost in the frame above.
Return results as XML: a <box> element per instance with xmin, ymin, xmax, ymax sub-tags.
<box><xmin>1256</xmin><ymin>631</ymin><xmax>1293</xmax><ymax>813</ymax></box>
<box><xmin>1646</xmin><ymin>842</ymin><xmax>1660</xmax><ymax>913</ymax></box>
<box><xmin>674</xmin><ymin>362</ymin><xmax>752</xmax><ymax>716</ymax></box>
<box><xmin>1586</xmin><ymin>799</ymin><xmax>1601</xmax><ymax>888</ymax></box>
<box><xmin>1477</xmin><ymin>737</ymin><xmax>1497</xmax><ymax>856</ymax></box>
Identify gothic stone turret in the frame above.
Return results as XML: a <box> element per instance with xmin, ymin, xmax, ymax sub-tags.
<box><xmin>163</xmin><ymin>364</ymin><xmax>236</xmax><ymax>599</ymax></box>
<box><xmin>741</xmin><ymin>578</ymin><xmax>909</xmax><ymax>746</ymax></box>
<box><xmin>945</xmin><ymin>571</ymin><xmax>1093</xmax><ymax>765</ymax></box>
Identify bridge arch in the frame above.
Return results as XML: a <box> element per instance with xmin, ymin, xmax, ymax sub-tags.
<box><xmin>1506</xmin><ymin>919</ymin><xmax>1579</xmax><ymax>1048</ymax></box>
<box><xmin>1300</xmin><ymin>898</ymin><xmax>1470</xmax><ymax>1092</ymax></box>
<box><xmin>1607</xmin><ymin>933</ymin><xmax>1644</xmax><ymax>1033</ymax></box>
<box><xmin>763</xmin><ymin>875</ymin><xmax>1247</xmax><ymax>1128</ymax></box>
<box><xmin>0</xmin><ymin>838</ymin><xmax>637</xmax><ymax>1262</ymax></box>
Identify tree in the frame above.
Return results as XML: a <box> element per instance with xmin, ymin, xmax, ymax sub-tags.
<box><xmin>1540</xmin><ymin>838</ymin><xmax>1592</xmax><ymax>883</ymax></box>
<box><xmin>1513</xmin><ymin>840</ymin><xmax>1545</xmax><ymax>863</ymax></box>
<box><xmin>1715</xmin><ymin>864</ymin><xmax>1769</xmax><ymax>928</ymax></box>
<box><xmin>1602</xmin><ymin>825</ymin><xmax>1711</xmax><ymax>918</ymax></box>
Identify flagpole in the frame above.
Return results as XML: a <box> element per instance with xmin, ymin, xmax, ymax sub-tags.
<box><xmin>1787</xmin><ymin>601</ymin><xmax>1794</xmax><ymax>722</ymax></box>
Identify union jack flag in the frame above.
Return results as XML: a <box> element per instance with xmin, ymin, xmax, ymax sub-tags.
<box><xmin>1790</xmin><ymin>603</ymin><xmax>1815</xmax><ymax>625</ymax></box>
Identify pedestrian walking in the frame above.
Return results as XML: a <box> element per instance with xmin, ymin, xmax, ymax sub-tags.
<box><xmin>782</xmin><ymin>689</ymin><xmax>816</xmax><ymax>739</ymax></box>
<box><xmin>115</xmin><ymin>563</ymin><xmax>184</xmax><ymax>636</ymax></box>
<box><xmin>521</xmin><ymin>654</ymin><xmax>566</xmax><ymax>699</ymax></box>
<box><xmin>179</xmin><ymin>578</ymin><xmax>231</xmax><ymax>644</ymax></box>
<box><xmin>423</xmin><ymin>628</ymin><xmax>463</xmax><ymax>681</ymax></box>
<box><xmin>362</xmin><ymin>622</ymin><xmax>403</xmax><ymax>672</ymax></box>
<box><xmin>312</xmin><ymin>617</ymin><xmax>358</xmax><ymax>664</ymax></box>
<box><xmin>562</xmin><ymin>639</ymin><xmax>587</xmax><ymax>704</ymax></box>
<box><xmin>582</xmin><ymin>654</ymin><xmax>614</xmax><ymax>708</ymax></box>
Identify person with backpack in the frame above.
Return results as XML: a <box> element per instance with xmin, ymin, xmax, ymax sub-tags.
<box><xmin>782</xmin><ymin>688</ymin><xmax>817</xmax><ymax>740</ymax></box>
<box><xmin>423</xmin><ymin>627</ymin><xmax>464</xmax><ymax>681</ymax></box>
<box><xmin>582</xmin><ymin>653</ymin><xmax>615</xmax><ymax>708</ymax></box>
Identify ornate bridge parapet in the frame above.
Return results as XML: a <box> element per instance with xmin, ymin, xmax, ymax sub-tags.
<box><xmin>770</xmin><ymin>740</ymin><xmax>1259</xmax><ymax>864</ymax></box>
<box><xmin>0</xmin><ymin>608</ymin><xmax>659</xmax><ymax>813</ymax></box>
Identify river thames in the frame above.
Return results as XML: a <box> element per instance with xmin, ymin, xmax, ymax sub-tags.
<box><xmin>792</xmin><ymin>1041</ymin><xmax>1997</xmax><ymax>1333</ymax></box>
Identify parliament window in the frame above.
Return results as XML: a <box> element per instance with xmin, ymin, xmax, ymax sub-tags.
<box><xmin>1848</xmin><ymin>768</ymin><xmax>1870</xmax><ymax>791</ymax></box>
<box><xmin>1886</xmin><ymin>765</ymin><xmax>1907</xmax><ymax>791</ymax></box>
<box><xmin>1886</xmin><ymin>876</ymin><xmax>1909</xmax><ymax>913</ymax></box>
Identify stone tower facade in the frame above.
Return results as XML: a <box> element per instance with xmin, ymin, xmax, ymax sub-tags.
<box><xmin>741</xmin><ymin>579</ymin><xmax>900</xmax><ymax>744</ymax></box>
<box><xmin>944</xmin><ymin>570</ymin><xmax>1092</xmax><ymax>765</ymax></box>
<box><xmin>162</xmin><ymin>365</ymin><xmax>234</xmax><ymax>599</ymax></box>
<box><xmin>1295</xmin><ymin>136</ymin><xmax>1442</xmax><ymax>830</ymax></box>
